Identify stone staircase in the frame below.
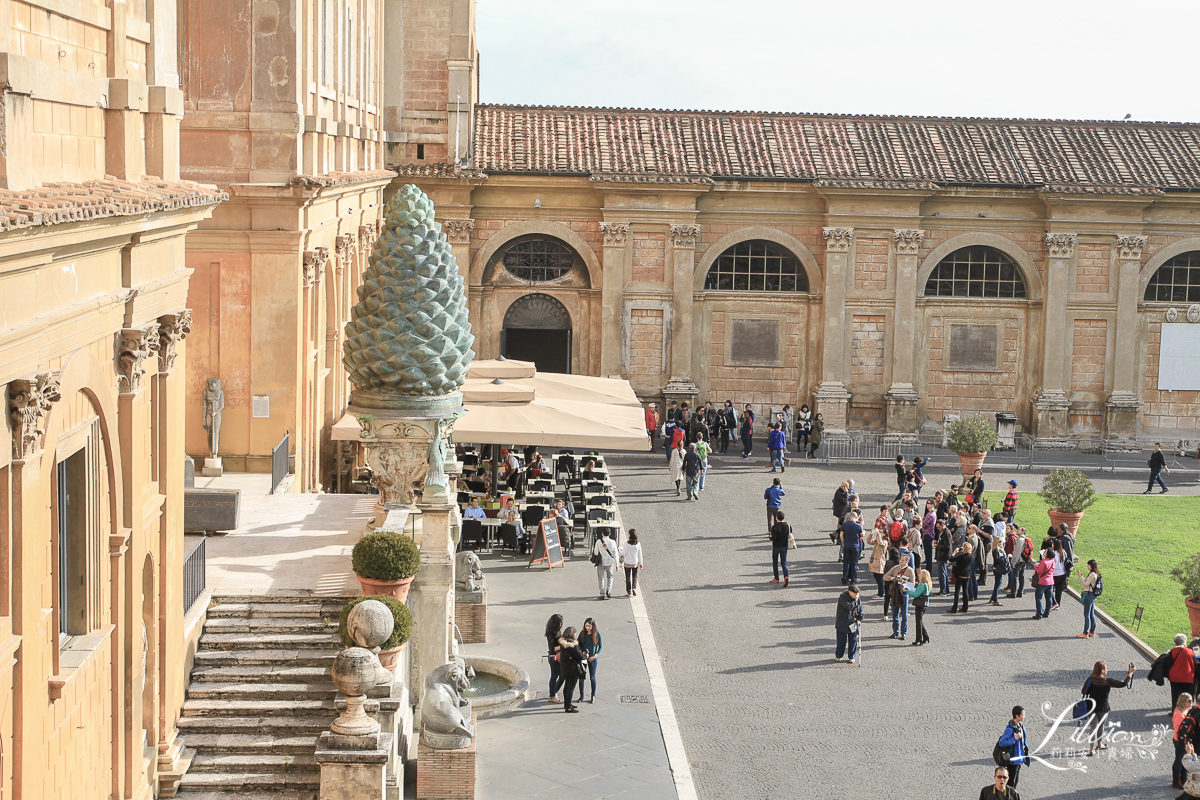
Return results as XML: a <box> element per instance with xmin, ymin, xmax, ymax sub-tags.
<box><xmin>174</xmin><ymin>596</ymin><xmax>350</xmax><ymax>800</ymax></box>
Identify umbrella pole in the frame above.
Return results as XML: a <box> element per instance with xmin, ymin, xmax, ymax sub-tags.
<box><xmin>491</xmin><ymin>443</ymin><xmax>500</xmax><ymax>498</ymax></box>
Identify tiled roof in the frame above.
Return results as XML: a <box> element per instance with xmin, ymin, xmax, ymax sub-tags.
<box><xmin>0</xmin><ymin>177</ymin><xmax>227</xmax><ymax>231</ymax></box>
<box><xmin>393</xmin><ymin>163</ymin><xmax>487</xmax><ymax>181</ymax></box>
<box><xmin>472</xmin><ymin>105</ymin><xmax>1200</xmax><ymax>192</ymax></box>
<box><xmin>289</xmin><ymin>169</ymin><xmax>397</xmax><ymax>188</ymax></box>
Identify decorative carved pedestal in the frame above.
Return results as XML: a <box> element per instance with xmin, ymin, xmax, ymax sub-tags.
<box><xmin>1032</xmin><ymin>390</ymin><xmax>1071</xmax><ymax>448</ymax></box>
<box><xmin>884</xmin><ymin>385</ymin><xmax>922</xmax><ymax>435</ymax></box>
<box><xmin>1104</xmin><ymin>391</ymin><xmax>1141</xmax><ymax>441</ymax></box>
<box><xmin>661</xmin><ymin>376</ymin><xmax>699</xmax><ymax>410</ymax></box>
<box><xmin>417</xmin><ymin>717</ymin><xmax>477</xmax><ymax>800</ymax></box>
<box><xmin>814</xmin><ymin>382</ymin><xmax>852</xmax><ymax>432</ymax></box>
<box><xmin>454</xmin><ymin>587</ymin><xmax>487</xmax><ymax>644</ymax></box>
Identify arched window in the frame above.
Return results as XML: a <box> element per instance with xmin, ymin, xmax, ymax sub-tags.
<box><xmin>704</xmin><ymin>240</ymin><xmax>809</xmax><ymax>292</ymax></box>
<box><xmin>501</xmin><ymin>238</ymin><xmax>576</xmax><ymax>282</ymax></box>
<box><xmin>1144</xmin><ymin>251</ymin><xmax>1200</xmax><ymax>303</ymax></box>
<box><xmin>923</xmin><ymin>246</ymin><xmax>1028</xmax><ymax>299</ymax></box>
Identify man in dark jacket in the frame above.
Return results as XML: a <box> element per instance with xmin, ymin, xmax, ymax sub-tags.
<box><xmin>834</xmin><ymin>584</ymin><xmax>863</xmax><ymax>663</ymax></box>
<box><xmin>831</xmin><ymin>481</ymin><xmax>850</xmax><ymax>538</ymax></box>
<box><xmin>768</xmin><ymin>511</ymin><xmax>791</xmax><ymax>586</ymax></box>
<box><xmin>997</xmin><ymin>706</ymin><xmax>1030</xmax><ymax>789</ymax></box>
<box><xmin>979</xmin><ymin>767</ymin><xmax>1020</xmax><ymax>800</ymax></box>
<box><xmin>1145</xmin><ymin>442</ymin><xmax>1169</xmax><ymax>493</ymax></box>
<box><xmin>682</xmin><ymin>444</ymin><xmax>703</xmax><ymax>501</ymax></box>
<box><xmin>839</xmin><ymin>511</ymin><xmax>864</xmax><ymax>584</ymax></box>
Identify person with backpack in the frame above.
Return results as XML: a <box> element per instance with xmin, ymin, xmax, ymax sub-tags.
<box><xmin>1075</xmin><ymin>559</ymin><xmax>1102</xmax><ymax>638</ymax></box>
<box><xmin>996</xmin><ymin>705</ymin><xmax>1030</xmax><ymax>789</ymax></box>
<box><xmin>592</xmin><ymin>529</ymin><xmax>619</xmax><ymax>600</ymax></box>
<box><xmin>769</xmin><ymin>511</ymin><xmax>793</xmax><ymax>587</ymax></box>
<box><xmin>988</xmin><ymin>535</ymin><xmax>1012</xmax><ymax>606</ymax></box>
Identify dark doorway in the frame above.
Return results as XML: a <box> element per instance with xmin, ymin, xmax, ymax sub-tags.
<box><xmin>501</xmin><ymin>293</ymin><xmax>572</xmax><ymax>373</ymax></box>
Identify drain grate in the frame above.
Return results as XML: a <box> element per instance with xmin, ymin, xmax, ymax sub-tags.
<box><xmin>620</xmin><ymin>694</ymin><xmax>650</xmax><ymax>704</ymax></box>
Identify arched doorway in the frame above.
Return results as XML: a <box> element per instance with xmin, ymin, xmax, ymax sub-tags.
<box><xmin>502</xmin><ymin>293</ymin><xmax>571</xmax><ymax>373</ymax></box>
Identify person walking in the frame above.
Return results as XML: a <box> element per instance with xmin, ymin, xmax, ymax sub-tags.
<box><xmin>740</xmin><ymin>404</ymin><xmax>756</xmax><ymax>459</ymax></box>
<box><xmin>1076</xmin><ymin>559</ymin><xmax>1101</xmax><ymax>638</ymax></box>
<box><xmin>683</xmin><ymin>443</ymin><xmax>703</xmax><ymax>500</ymax></box>
<box><xmin>695</xmin><ymin>432</ymin><xmax>710</xmax><ymax>492</ymax></box>
<box><xmin>834</xmin><ymin>583</ymin><xmax>863</xmax><ymax>663</ymax></box>
<box><xmin>592</xmin><ymin>529</ymin><xmax>618</xmax><ymax>600</ymax></box>
<box><xmin>769</xmin><ymin>511</ymin><xmax>793</xmax><ymax>586</ymax></box>
<box><xmin>893</xmin><ymin>455</ymin><xmax>908</xmax><ymax>500</ymax></box>
<box><xmin>1032</xmin><ymin>549</ymin><xmax>1056</xmax><ymax>619</ymax></box>
<box><xmin>1147</xmin><ymin>442</ymin><xmax>1171</xmax><ymax>494</ymax></box>
<box><xmin>764</xmin><ymin>477</ymin><xmax>786</xmax><ymax>534</ymax></box>
<box><xmin>979</xmin><ymin>766</ymin><xmax>1020</xmax><ymax>800</ymax></box>
<box><xmin>1080</xmin><ymin>660</ymin><xmax>1136</xmax><ymax>756</ymax></box>
<box><xmin>669</xmin><ymin>440</ymin><xmax>685</xmax><ymax>496</ymax></box>
<box><xmin>884</xmin><ymin>553</ymin><xmax>915</xmax><ymax>640</ymax></box>
<box><xmin>996</xmin><ymin>706</ymin><xmax>1030</xmax><ymax>789</ymax></box>
<box><xmin>807</xmin><ymin>412</ymin><xmax>824</xmax><ymax>459</ymax></box>
<box><xmin>947</xmin><ymin>541</ymin><xmax>974</xmax><ymax>614</ymax></box>
<box><xmin>622</xmin><ymin>529</ymin><xmax>643</xmax><ymax>597</ymax></box>
<box><xmin>768</xmin><ymin>423</ymin><xmax>787</xmax><ymax>472</ymax></box>
<box><xmin>544</xmin><ymin>614</ymin><xmax>564</xmax><ymax>704</ymax></box>
<box><xmin>906</xmin><ymin>568</ymin><xmax>932</xmax><ymax>645</ymax></box>
<box><xmin>1174</xmin><ymin>693</ymin><xmax>1194</xmax><ymax>790</ymax></box>
<box><xmin>557</xmin><ymin>627</ymin><xmax>587</xmax><ymax>713</ymax></box>
<box><xmin>577</xmin><ymin>619</ymin><xmax>602</xmax><ymax>703</ymax></box>
<box><xmin>1168</xmin><ymin>634</ymin><xmax>1200</xmax><ymax>710</ymax></box>
<box><xmin>840</xmin><ymin>510</ymin><xmax>864</xmax><ymax>584</ymax></box>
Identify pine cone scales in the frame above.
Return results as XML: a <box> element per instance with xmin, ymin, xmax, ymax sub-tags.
<box><xmin>343</xmin><ymin>185</ymin><xmax>475</xmax><ymax>403</ymax></box>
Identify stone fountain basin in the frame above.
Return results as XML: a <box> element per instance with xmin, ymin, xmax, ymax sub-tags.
<box><xmin>461</xmin><ymin>655</ymin><xmax>529</xmax><ymax>718</ymax></box>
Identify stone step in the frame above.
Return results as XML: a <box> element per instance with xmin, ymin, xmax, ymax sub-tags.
<box><xmin>189</xmin><ymin>666</ymin><xmax>331</xmax><ymax>685</ymax></box>
<box><xmin>186</xmin><ymin>682</ymin><xmax>337</xmax><ymax>701</ymax></box>
<box><xmin>178</xmin><ymin>715</ymin><xmax>332</xmax><ymax>735</ymax></box>
<box><xmin>188</xmin><ymin>753</ymin><xmax>319</xmax><ymax>774</ymax></box>
<box><xmin>206</xmin><ymin>602</ymin><xmax>347</xmax><ymax>620</ymax></box>
<box><xmin>193</xmin><ymin>649</ymin><xmax>339</xmax><ymax>668</ymax></box>
<box><xmin>181</xmin><ymin>699</ymin><xmax>338</xmax><ymax>718</ymax></box>
<box><xmin>202</xmin><ymin>617</ymin><xmax>339</xmax><ymax>635</ymax></box>
<box><xmin>200</xmin><ymin>632</ymin><xmax>341</xmax><ymax>650</ymax></box>
<box><xmin>179</xmin><ymin>772</ymin><xmax>319</xmax><ymax>792</ymax></box>
<box><xmin>177</xmin><ymin>732</ymin><xmax>317</xmax><ymax>755</ymax></box>
<box><xmin>176</xmin><ymin>792</ymin><xmax>316</xmax><ymax>800</ymax></box>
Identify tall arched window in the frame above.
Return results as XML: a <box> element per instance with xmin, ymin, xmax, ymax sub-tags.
<box><xmin>923</xmin><ymin>246</ymin><xmax>1028</xmax><ymax>299</ymax></box>
<box><xmin>704</xmin><ymin>240</ymin><xmax>809</xmax><ymax>292</ymax></box>
<box><xmin>1144</xmin><ymin>251</ymin><xmax>1200</xmax><ymax>303</ymax></box>
<box><xmin>501</xmin><ymin>238</ymin><xmax>577</xmax><ymax>282</ymax></box>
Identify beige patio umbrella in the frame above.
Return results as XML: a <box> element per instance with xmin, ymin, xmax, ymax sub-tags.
<box><xmin>451</xmin><ymin>395</ymin><xmax>650</xmax><ymax>449</ymax></box>
<box><xmin>465</xmin><ymin>358</ymin><xmax>537</xmax><ymax>379</ymax></box>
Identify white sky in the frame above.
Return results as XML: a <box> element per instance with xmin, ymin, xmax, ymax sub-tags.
<box><xmin>477</xmin><ymin>0</ymin><xmax>1200</xmax><ymax>123</ymax></box>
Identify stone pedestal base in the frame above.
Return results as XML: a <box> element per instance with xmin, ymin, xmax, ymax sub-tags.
<box><xmin>454</xmin><ymin>588</ymin><xmax>487</xmax><ymax>644</ymax></box>
<box><xmin>316</xmin><ymin>731</ymin><xmax>394</xmax><ymax>800</ymax></box>
<box><xmin>661</xmin><ymin>377</ymin><xmax>699</xmax><ymax>411</ymax></box>
<box><xmin>417</xmin><ymin>724</ymin><xmax>476</xmax><ymax>800</ymax></box>
<box><xmin>201</xmin><ymin>456</ymin><xmax>224</xmax><ymax>477</ymax></box>
<box><xmin>884</xmin><ymin>386</ymin><xmax>921</xmax><ymax>435</ymax></box>
<box><xmin>1105</xmin><ymin>391</ymin><xmax>1141</xmax><ymax>441</ymax></box>
<box><xmin>1032</xmin><ymin>390</ymin><xmax>1071</xmax><ymax>444</ymax></box>
<box><xmin>814</xmin><ymin>382</ymin><xmax>852</xmax><ymax>432</ymax></box>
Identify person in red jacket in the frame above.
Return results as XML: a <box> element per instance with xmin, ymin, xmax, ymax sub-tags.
<box><xmin>644</xmin><ymin>403</ymin><xmax>659</xmax><ymax>448</ymax></box>
<box><xmin>1003</xmin><ymin>480</ymin><xmax>1019</xmax><ymax>521</ymax></box>
<box><xmin>1168</xmin><ymin>633</ymin><xmax>1200</xmax><ymax>710</ymax></box>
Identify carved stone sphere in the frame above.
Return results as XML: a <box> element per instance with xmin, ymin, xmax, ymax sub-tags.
<box><xmin>347</xmin><ymin>600</ymin><xmax>393</xmax><ymax>649</ymax></box>
<box><xmin>331</xmin><ymin>647</ymin><xmax>381</xmax><ymax>697</ymax></box>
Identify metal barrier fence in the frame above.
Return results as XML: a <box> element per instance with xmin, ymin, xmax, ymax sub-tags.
<box><xmin>822</xmin><ymin>432</ymin><xmax>1034</xmax><ymax>470</ymax></box>
<box><xmin>183</xmin><ymin>537</ymin><xmax>206</xmax><ymax>613</ymax></box>
<box><xmin>271</xmin><ymin>430</ymin><xmax>290</xmax><ymax>493</ymax></box>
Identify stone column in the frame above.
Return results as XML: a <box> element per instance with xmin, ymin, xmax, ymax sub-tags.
<box><xmin>814</xmin><ymin>227</ymin><xmax>854</xmax><ymax>430</ymax></box>
<box><xmin>409</xmin><ymin>503</ymin><xmax>455</xmax><ymax>703</ymax></box>
<box><xmin>1032</xmin><ymin>232</ymin><xmax>1077</xmax><ymax>442</ymax></box>
<box><xmin>1106</xmin><ymin>235</ymin><xmax>1147</xmax><ymax>440</ymax></box>
<box><xmin>885</xmin><ymin>229</ymin><xmax>925</xmax><ymax>435</ymax></box>
<box><xmin>599</xmin><ymin>223</ymin><xmax>629</xmax><ymax>377</ymax></box>
<box><xmin>664</xmin><ymin>224</ymin><xmax>701</xmax><ymax>398</ymax></box>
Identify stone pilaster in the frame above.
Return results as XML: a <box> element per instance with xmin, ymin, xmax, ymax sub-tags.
<box><xmin>1033</xmin><ymin>232</ymin><xmax>1077</xmax><ymax>441</ymax></box>
<box><xmin>599</xmin><ymin>222</ymin><xmax>630</xmax><ymax>377</ymax></box>
<box><xmin>1107</xmin><ymin>235</ymin><xmax>1148</xmax><ymax>440</ymax></box>
<box><xmin>409</xmin><ymin>504</ymin><xmax>455</xmax><ymax>709</ymax></box>
<box><xmin>885</xmin><ymin>229</ymin><xmax>925</xmax><ymax>433</ymax></box>
<box><xmin>817</xmin><ymin>227</ymin><xmax>855</xmax><ymax>430</ymax></box>
<box><xmin>668</xmin><ymin>224</ymin><xmax>700</xmax><ymax>384</ymax></box>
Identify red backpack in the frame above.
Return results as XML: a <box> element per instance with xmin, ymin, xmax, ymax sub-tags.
<box><xmin>889</xmin><ymin>520</ymin><xmax>905</xmax><ymax>544</ymax></box>
<box><xmin>1020</xmin><ymin>537</ymin><xmax>1033</xmax><ymax>561</ymax></box>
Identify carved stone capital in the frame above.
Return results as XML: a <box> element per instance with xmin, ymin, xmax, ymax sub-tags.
<box><xmin>156</xmin><ymin>310</ymin><xmax>192</xmax><ymax>373</ymax></box>
<box><xmin>303</xmin><ymin>246</ymin><xmax>329</xmax><ymax>287</ymax></box>
<box><xmin>117</xmin><ymin>325</ymin><xmax>160</xmax><ymax>394</ymax></box>
<box><xmin>359</xmin><ymin>222</ymin><xmax>381</xmax><ymax>251</ymax></box>
<box><xmin>670</xmin><ymin>224</ymin><xmax>700</xmax><ymax>248</ymax></box>
<box><xmin>822</xmin><ymin>227</ymin><xmax>855</xmax><ymax>253</ymax></box>
<box><xmin>9</xmin><ymin>371</ymin><xmax>62</xmax><ymax>460</ymax></box>
<box><xmin>335</xmin><ymin>234</ymin><xmax>356</xmax><ymax>265</ymax></box>
<box><xmin>600</xmin><ymin>222</ymin><xmax>630</xmax><ymax>247</ymax></box>
<box><xmin>892</xmin><ymin>229</ymin><xmax>925</xmax><ymax>256</ymax></box>
<box><xmin>442</xmin><ymin>218</ymin><xmax>475</xmax><ymax>244</ymax></box>
<box><xmin>1116</xmin><ymin>235</ymin><xmax>1148</xmax><ymax>260</ymax></box>
<box><xmin>1043</xmin><ymin>232</ymin><xmax>1078</xmax><ymax>259</ymax></box>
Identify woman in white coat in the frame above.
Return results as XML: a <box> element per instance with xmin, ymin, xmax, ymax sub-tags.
<box><xmin>669</xmin><ymin>441</ymin><xmax>685</xmax><ymax>496</ymax></box>
<box><xmin>622</xmin><ymin>529</ymin><xmax>644</xmax><ymax>597</ymax></box>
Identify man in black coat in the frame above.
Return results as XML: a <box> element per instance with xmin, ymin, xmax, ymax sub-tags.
<box><xmin>1145</xmin><ymin>442</ymin><xmax>1170</xmax><ymax>494</ymax></box>
<box><xmin>834</xmin><ymin>584</ymin><xmax>863</xmax><ymax>663</ymax></box>
<box><xmin>978</xmin><ymin>767</ymin><xmax>1020</xmax><ymax>800</ymax></box>
<box><xmin>682</xmin><ymin>444</ymin><xmax>704</xmax><ymax>501</ymax></box>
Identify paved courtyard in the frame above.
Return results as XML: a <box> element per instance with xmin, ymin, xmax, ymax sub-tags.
<box><xmin>609</xmin><ymin>454</ymin><xmax>1199</xmax><ymax>800</ymax></box>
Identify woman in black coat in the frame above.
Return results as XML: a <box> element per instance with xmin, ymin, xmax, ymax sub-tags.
<box><xmin>1081</xmin><ymin>660</ymin><xmax>1135</xmax><ymax>756</ymax></box>
<box><xmin>557</xmin><ymin>627</ymin><xmax>588</xmax><ymax>713</ymax></box>
<box><xmin>832</xmin><ymin>482</ymin><xmax>850</xmax><ymax>539</ymax></box>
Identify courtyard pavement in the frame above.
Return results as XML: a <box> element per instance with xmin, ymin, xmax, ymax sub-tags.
<box><xmin>608</xmin><ymin>452</ymin><xmax>1200</xmax><ymax>800</ymax></box>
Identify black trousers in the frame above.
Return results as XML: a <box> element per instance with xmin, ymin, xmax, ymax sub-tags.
<box><xmin>563</xmin><ymin>674</ymin><xmax>579</xmax><ymax>710</ymax></box>
<box><xmin>1053</xmin><ymin>573</ymin><xmax>1068</xmax><ymax>605</ymax></box>
<box><xmin>1008</xmin><ymin>763</ymin><xmax>1022</xmax><ymax>788</ymax></box>
<box><xmin>913</xmin><ymin>605</ymin><xmax>928</xmax><ymax>642</ymax></box>
<box><xmin>951</xmin><ymin>576</ymin><xmax>970</xmax><ymax>611</ymax></box>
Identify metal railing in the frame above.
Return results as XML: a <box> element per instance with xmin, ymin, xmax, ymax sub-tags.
<box><xmin>271</xmin><ymin>430</ymin><xmax>291</xmax><ymax>494</ymax></box>
<box><xmin>183</xmin><ymin>537</ymin><xmax>206</xmax><ymax>613</ymax></box>
<box><xmin>822</xmin><ymin>432</ymin><xmax>1034</xmax><ymax>470</ymax></box>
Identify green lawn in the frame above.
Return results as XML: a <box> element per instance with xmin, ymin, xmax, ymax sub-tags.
<box><xmin>982</xmin><ymin>490</ymin><xmax>1200</xmax><ymax>654</ymax></box>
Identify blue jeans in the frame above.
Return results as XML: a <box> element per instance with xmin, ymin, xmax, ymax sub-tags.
<box><xmin>741</xmin><ymin>433</ymin><xmax>753</xmax><ymax>455</ymax></box>
<box><xmin>968</xmin><ymin>563</ymin><xmax>979</xmax><ymax>600</ymax></box>
<box><xmin>549</xmin><ymin>658</ymin><xmax>563</xmax><ymax>699</ymax></box>
<box><xmin>578</xmin><ymin>658</ymin><xmax>598</xmax><ymax>699</ymax></box>
<box><xmin>990</xmin><ymin>567</ymin><xmax>1006</xmax><ymax>602</ymax></box>
<box><xmin>1149</xmin><ymin>470</ymin><xmax>1167</xmax><ymax>491</ymax></box>
<box><xmin>699</xmin><ymin>461</ymin><xmax>708</xmax><ymax>490</ymax></box>
<box><xmin>836</xmin><ymin>629</ymin><xmax>859</xmax><ymax>660</ymax></box>
<box><xmin>685</xmin><ymin>474</ymin><xmax>700</xmax><ymax>499</ymax></box>
<box><xmin>770</xmin><ymin>449</ymin><xmax>785</xmax><ymax>470</ymax></box>
<box><xmin>1082</xmin><ymin>591</ymin><xmax>1097</xmax><ymax>634</ymax></box>
<box><xmin>936</xmin><ymin>560</ymin><xmax>949</xmax><ymax>593</ymax></box>
<box><xmin>1035</xmin><ymin>583</ymin><xmax>1053</xmax><ymax>617</ymax></box>
<box><xmin>892</xmin><ymin>595</ymin><xmax>909</xmax><ymax>636</ymax></box>
<box><xmin>772</xmin><ymin>546</ymin><xmax>789</xmax><ymax>580</ymax></box>
<box><xmin>842</xmin><ymin>546</ymin><xmax>861</xmax><ymax>581</ymax></box>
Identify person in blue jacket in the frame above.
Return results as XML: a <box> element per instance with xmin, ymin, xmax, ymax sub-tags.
<box><xmin>997</xmin><ymin>706</ymin><xmax>1031</xmax><ymax>789</ymax></box>
<box><xmin>764</xmin><ymin>477</ymin><xmax>785</xmax><ymax>533</ymax></box>
<box><xmin>768</xmin><ymin>422</ymin><xmax>788</xmax><ymax>473</ymax></box>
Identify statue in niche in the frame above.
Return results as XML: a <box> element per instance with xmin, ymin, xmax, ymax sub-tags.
<box><xmin>202</xmin><ymin>379</ymin><xmax>225</xmax><ymax>457</ymax></box>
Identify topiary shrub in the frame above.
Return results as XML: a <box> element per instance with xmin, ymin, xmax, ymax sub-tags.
<box><xmin>352</xmin><ymin>529</ymin><xmax>421</xmax><ymax>581</ymax></box>
<box><xmin>1171</xmin><ymin>553</ymin><xmax>1200</xmax><ymax>601</ymax></box>
<box><xmin>339</xmin><ymin>594</ymin><xmax>414</xmax><ymax>650</ymax></box>
<box><xmin>945</xmin><ymin>414</ymin><xmax>999</xmax><ymax>454</ymax></box>
<box><xmin>1038</xmin><ymin>468</ymin><xmax>1097</xmax><ymax>513</ymax></box>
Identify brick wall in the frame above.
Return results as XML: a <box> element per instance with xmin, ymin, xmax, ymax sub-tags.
<box><xmin>401</xmin><ymin>0</ymin><xmax>452</xmax><ymax>162</ymax></box>
<box><xmin>417</xmin><ymin>717</ymin><xmax>477</xmax><ymax>799</ymax></box>
<box><xmin>1076</xmin><ymin>244</ymin><xmax>1110</xmax><ymax>294</ymax></box>
<box><xmin>707</xmin><ymin>309</ymin><xmax>804</xmax><ymax>409</ymax></box>
<box><xmin>925</xmin><ymin>315</ymin><xmax>1021</xmax><ymax>419</ymax></box>
<box><xmin>853</xmin><ymin>237</ymin><xmax>888</xmax><ymax>291</ymax></box>
<box><xmin>1070</xmin><ymin>319</ymin><xmax>1107</xmax><ymax>393</ymax></box>
<box><xmin>850</xmin><ymin>315</ymin><xmax>886</xmax><ymax>385</ymax></box>
<box><xmin>1143</xmin><ymin>321</ymin><xmax>1200</xmax><ymax>429</ymax></box>
<box><xmin>454</xmin><ymin>591</ymin><xmax>486</xmax><ymax>643</ymax></box>
<box><xmin>632</xmin><ymin>233</ymin><xmax>665</xmax><ymax>282</ymax></box>
<box><xmin>627</xmin><ymin>308</ymin><xmax>664</xmax><ymax>384</ymax></box>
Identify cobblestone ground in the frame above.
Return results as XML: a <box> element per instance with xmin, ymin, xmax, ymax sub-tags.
<box><xmin>609</xmin><ymin>455</ymin><xmax>1199</xmax><ymax>800</ymax></box>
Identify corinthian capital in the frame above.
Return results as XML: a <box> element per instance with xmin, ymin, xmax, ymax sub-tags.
<box><xmin>442</xmin><ymin>218</ymin><xmax>475</xmax><ymax>244</ymax></box>
<box><xmin>303</xmin><ymin>247</ymin><xmax>330</xmax><ymax>287</ymax></box>
<box><xmin>822</xmin><ymin>227</ymin><xmax>855</xmax><ymax>253</ymax></box>
<box><xmin>9</xmin><ymin>371</ymin><xmax>62</xmax><ymax>460</ymax></box>
<box><xmin>1116</xmin><ymin>235</ymin><xmax>1148</xmax><ymax>260</ymax></box>
<box><xmin>1043</xmin><ymin>232</ymin><xmax>1078</xmax><ymax>259</ymax></box>
<box><xmin>117</xmin><ymin>325</ymin><xmax>160</xmax><ymax>394</ymax></box>
<box><xmin>670</xmin><ymin>225</ymin><xmax>700</xmax><ymax>248</ymax></box>
<box><xmin>335</xmin><ymin>234</ymin><xmax>356</xmax><ymax>265</ymax></box>
<box><xmin>600</xmin><ymin>222</ymin><xmax>630</xmax><ymax>247</ymax></box>
<box><xmin>892</xmin><ymin>229</ymin><xmax>925</xmax><ymax>256</ymax></box>
<box><xmin>157</xmin><ymin>310</ymin><xmax>192</xmax><ymax>373</ymax></box>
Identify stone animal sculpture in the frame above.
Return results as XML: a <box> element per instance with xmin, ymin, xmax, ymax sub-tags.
<box><xmin>423</xmin><ymin>662</ymin><xmax>474</xmax><ymax>739</ymax></box>
<box><xmin>456</xmin><ymin>551</ymin><xmax>485</xmax><ymax>592</ymax></box>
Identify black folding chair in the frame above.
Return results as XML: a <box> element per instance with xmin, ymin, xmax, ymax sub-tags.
<box><xmin>460</xmin><ymin>519</ymin><xmax>484</xmax><ymax>551</ymax></box>
<box><xmin>521</xmin><ymin>506</ymin><xmax>546</xmax><ymax>529</ymax></box>
<box><xmin>497</xmin><ymin>523</ymin><xmax>519</xmax><ymax>554</ymax></box>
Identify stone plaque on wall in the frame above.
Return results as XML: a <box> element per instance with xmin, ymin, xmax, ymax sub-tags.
<box><xmin>729</xmin><ymin>318</ymin><xmax>780</xmax><ymax>365</ymax></box>
<box><xmin>945</xmin><ymin>323</ymin><xmax>1001</xmax><ymax>372</ymax></box>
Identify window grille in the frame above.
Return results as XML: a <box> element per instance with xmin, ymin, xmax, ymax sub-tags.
<box><xmin>923</xmin><ymin>246</ymin><xmax>1028</xmax><ymax>299</ymax></box>
<box><xmin>502</xmin><ymin>239</ymin><xmax>576</xmax><ymax>282</ymax></box>
<box><xmin>1144</xmin><ymin>251</ymin><xmax>1200</xmax><ymax>303</ymax></box>
<box><xmin>704</xmin><ymin>240</ymin><xmax>808</xmax><ymax>292</ymax></box>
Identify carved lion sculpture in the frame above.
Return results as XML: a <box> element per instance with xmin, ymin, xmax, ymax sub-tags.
<box><xmin>423</xmin><ymin>662</ymin><xmax>474</xmax><ymax>739</ymax></box>
<box><xmin>456</xmin><ymin>551</ymin><xmax>485</xmax><ymax>592</ymax></box>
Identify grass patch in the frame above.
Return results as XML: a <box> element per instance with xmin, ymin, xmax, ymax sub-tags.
<box><xmin>982</xmin><ymin>490</ymin><xmax>1200</xmax><ymax>654</ymax></box>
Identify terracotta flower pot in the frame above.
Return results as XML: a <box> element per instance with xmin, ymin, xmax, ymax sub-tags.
<box><xmin>378</xmin><ymin>642</ymin><xmax>408</xmax><ymax>671</ymax></box>
<box><xmin>1186</xmin><ymin>597</ymin><xmax>1200</xmax><ymax>639</ymax></box>
<box><xmin>355</xmin><ymin>574</ymin><xmax>415</xmax><ymax>603</ymax></box>
<box><xmin>1047</xmin><ymin>509</ymin><xmax>1085</xmax><ymax>536</ymax></box>
<box><xmin>957</xmin><ymin>452</ymin><xmax>987</xmax><ymax>478</ymax></box>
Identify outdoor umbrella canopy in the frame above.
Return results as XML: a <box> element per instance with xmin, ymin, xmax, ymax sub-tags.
<box><xmin>465</xmin><ymin>358</ymin><xmax>537</xmax><ymax>379</ymax></box>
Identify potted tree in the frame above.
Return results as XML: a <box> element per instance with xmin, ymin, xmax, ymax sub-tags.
<box><xmin>945</xmin><ymin>414</ymin><xmax>999</xmax><ymax>477</ymax></box>
<box><xmin>1171</xmin><ymin>553</ymin><xmax>1200</xmax><ymax>639</ymax></box>
<box><xmin>339</xmin><ymin>594</ymin><xmax>414</xmax><ymax>670</ymax></box>
<box><xmin>1038</xmin><ymin>468</ymin><xmax>1096</xmax><ymax>535</ymax></box>
<box><xmin>352</xmin><ymin>529</ymin><xmax>421</xmax><ymax>602</ymax></box>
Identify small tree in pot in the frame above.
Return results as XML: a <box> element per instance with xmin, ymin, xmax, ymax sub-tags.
<box><xmin>339</xmin><ymin>594</ymin><xmax>414</xmax><ymax>670</ymax></box>
<box><xmin>1171</xmin><ymin>553</ymin><xmax>1200</xmax><ymax>639</ymax></box>
<box><xmin>945</xmin><ymin>414</ymin><xmax>999</xmax><ymax>478</ymax></box>
<box><xmin>352</xmin><ymin>529</ymin><xmax>421</xmax><ymax>602</ymax></box>
<box><xmin>1038</xmin><ymin>468</ymin><xmax>1096</xmax><ymax>535</ymax></box>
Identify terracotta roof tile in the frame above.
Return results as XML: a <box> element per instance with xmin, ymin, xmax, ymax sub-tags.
<box><xmin>290</xmin><ymin>169</ymin><xmax>396</xmax><ymax>187</ymax></box>
<box><xmin>472</xmin><ymin>105</ymin><xmax>1200</xmax><ymax>192</ymax></box>
<box><xmin>0</xmin><ymin>176</ymin><xmax>226</xmax><ymax>231</ymax></box>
